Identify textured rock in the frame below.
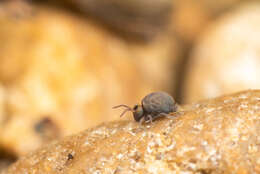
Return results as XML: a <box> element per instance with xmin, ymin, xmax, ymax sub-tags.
<box><xmin>183</xmin><ymin>2</ymin><xmax>260</xmax><ymax>103</ymax></box>
<box><xmin>2</xmin><ymin>90</ymin><xmax>260</xmax><ymax>174</ymax></box>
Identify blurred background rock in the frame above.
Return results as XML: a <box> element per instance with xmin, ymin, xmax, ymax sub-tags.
<box><xmin>183</xmin><ymin>2</ymin><xmax>260</xmax><ymax>103</ymax></box>
<box><xmin>0</xmin><ymin>0</ymin><xmax>259</xmax><ymax>171</ymax></box>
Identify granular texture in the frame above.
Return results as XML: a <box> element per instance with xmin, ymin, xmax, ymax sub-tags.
<box><xmin>2</xmin><ymin>90</ymin><xmax>260</xmax><ymax>174</ymax></box>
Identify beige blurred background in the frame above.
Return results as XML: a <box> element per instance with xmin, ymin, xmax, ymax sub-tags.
<box><xmin>0</xmin><ymin>0</ymin><xmax>259</xmax><ymax>171</ymax></box>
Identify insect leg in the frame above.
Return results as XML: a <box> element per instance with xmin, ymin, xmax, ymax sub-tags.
<box><xmin>139</xmin><ymin>117</ymin><xmax>146</xmax><ymax>125</ymax></box>
<box><xmin>119</xmin><ymin>108</ymin><xmax>132</xmax><ymax>117</ymax></box>
<box><xmin>146</xmin><ymin>115</ymin><xmax>153</xmax><ymax>123</ymax></box>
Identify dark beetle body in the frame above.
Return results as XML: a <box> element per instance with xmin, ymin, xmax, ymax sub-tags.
<box><xmin>135</xmin><ymin>92</ymin><xmax>177</xmax><ymax>122</ymax></box>
<box><xmin>113</xmin><ymin>91</ymin><xmax>177</xmax><ymax>123</ymax></box>
<box><xmin>143</xmin><ymin>92</ymin><xmax>175</xmax><ymax>115</ymax></box>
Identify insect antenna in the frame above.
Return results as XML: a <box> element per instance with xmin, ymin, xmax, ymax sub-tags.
<box><xmin>112</xmin><ymin>104</ymin><xmax>133</xmax><ymax>117</ymax></box>
<box><xmin>112</xmin><ymin>104</ymin><xmax>132</xmax><ymax>109</ymax></box>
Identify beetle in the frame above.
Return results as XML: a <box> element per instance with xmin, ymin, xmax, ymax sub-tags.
<box><xmin>113</xmin><ymin>91</ymin><xmax>178</xmax><ymax>123</ymax></box>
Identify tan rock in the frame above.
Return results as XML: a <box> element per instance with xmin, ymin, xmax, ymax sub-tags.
<box><xmin>171</xmin><ymin>0</ymin><xmax>242</xmax><ymax>43</ymax></box>
<box><xmin>183</xmin><ymin>2</ymin><xmax>260</xmax><ymax>103</ymax></box>
<box><xmin>0</xmin><ymin>2</ymin><xmax>177</xmax><ymax>156</ymax></box>
<box><xmin>0</xmin><ymin>84</ymin><xmax>5</xmax><ymax>127</ymax></box>
<box><xmin>2</xmin><ymin>90</ymin><xmax>260</xmax><ymax>174</ymax></box>
<box><xmin>49</xmin><ymin>0</ymin><xmax>173</xmax><ymax>40</ymax></box>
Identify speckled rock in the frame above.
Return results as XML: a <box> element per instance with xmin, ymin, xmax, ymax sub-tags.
<box><xmin>2</xmin><ymin>90</ymin><xmax>260</xmax><ymax>174</ymax></box>
<box><xmin>183</xmin><ymin>2</ymin><xmax>260</xmax><ymax>103</ymax></box>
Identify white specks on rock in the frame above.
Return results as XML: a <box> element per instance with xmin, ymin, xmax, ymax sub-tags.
<box><xmin>177</xmin><ymin>146</ymin><xmax>196</xmax><ymax>156</ymax></box>
<box><xmin>147</xmin><ymin>141</ymin><xmax>156</xmax><ymax>154</ymax></box>
<box><xmin>239</xmin><ymin>94</ymin><xmax>248</xmax><ymax>99</ymax></box>
<box><xmin>187</xmin><ymin>162</ymin><xmax>197</xmax><ymax>170</ymax></box>
<box><xmin>116</xmin><ymin>153</ymin><xmax>123</xmax><ymax>160</ymax></box>
<box><xmin>201</xmin><ymin>141</ymin><xmax>208</xmax><ymax>146</ymax></box>
<box><xmin>248</xmin><ymin>144</ymin><xmax>258</xmax><ymax>153</ymax></box>
<box><xmin>193</xmin><ymin>123</ymin><xmax>204</xmax><ymax>131</ymax></box>
<box><xmin>4</xmin><ymin>90</ymin><xmax>260</xmax><ymax>174</ymax></box>
<box><xmin>165</xmin><ymin>141</ymin><xmax>176</xmax><ymax>151</ymax></box>
<box><xmin>91</xmin><ymin>126</ymin><xmax>109</xmax><ymax>137</ymax></box>
<box><xmin>92</xmin><ymin>169</ymin><xmax>101</xmax><ymax>174</ymax></box>
<box><xmin>205</xmin><ymin>146</ymin><xmax>217</xmax><ymax>157</ymax></box>
<box><xmin>241</xmin><ymin>134</ymin><xmax>249</xmax><ymax>141</ymax></box>
<box><xmin>228</xmin><ymin>127</ymin><xmax>240</xmax><ymax>142</ymax></box>
<box><xmin>223</xmin><ymin>98</ymin><xmax>233</xmax><ymax>104</ymax></box>
<box><xmin>47</xmin><ymin>157</ymin><xmax>53</xmax><ymax>162</ymax></box>
<box><xmin>239</xmin><ymin>103</ymin><xmax>248</xmax><ymax>110</ymax></box>
<box><xmin>205</xmin><ymin>107</ymin><xmax>216</xmax><ymax>114</ymax></box>
<box><xmin>253</xmin><ymin>105</ymin><xmax>260</xmax><ymax>111</ymax></box>
<box><xmin>146</xmin><ymin>160</ymin><xmax>173</xmax><ymax>174</ymax></box>
<box><xmin>195</xmin><ymin>103</ymin><xmax>201</xmax><ymax>108</ymax></box>
<box><xmin>253</xmin><ymin>97</ymin><xmax>260</xmax><ymax>101</ymax></box>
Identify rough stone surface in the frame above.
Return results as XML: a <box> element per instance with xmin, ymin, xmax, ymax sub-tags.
<box><xmin>2</xmin><ymin>90</ymin><xmax>260</xmax><ymax>174</ymax></box>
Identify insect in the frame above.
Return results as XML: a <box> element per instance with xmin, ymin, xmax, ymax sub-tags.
<box><xmin>113</xmin><ymin>92</ymin><xmax>178</xmax><ymax>123</ymax></box>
